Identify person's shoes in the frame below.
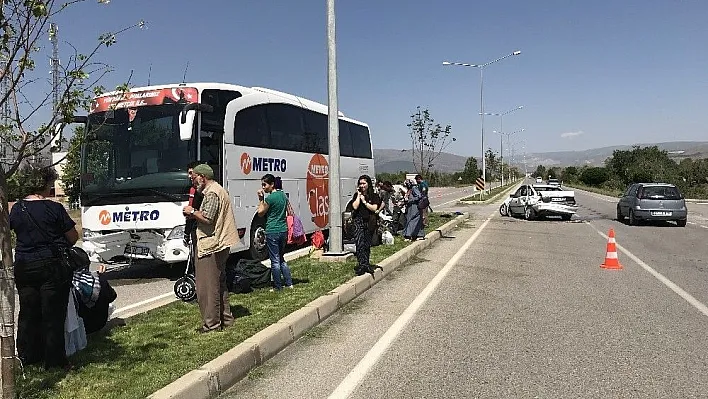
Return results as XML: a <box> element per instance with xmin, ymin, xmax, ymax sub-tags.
<box><xmin>286</xmin><ymin>285</ymin><xmax>294</xmax><ymax>289</ymax></box>
<box><xmin>195</xmin><ymin>326</ymin><xmax>221</xmax><ymax>334</ymax></box>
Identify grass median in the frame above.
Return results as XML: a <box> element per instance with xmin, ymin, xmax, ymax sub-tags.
<box><xmin>460</xmin><ymin>180</ymin><xmax>521</xmax><ymax>203</ymax></box>
<box><xmin>17</xmin><ymin>212</ymin><xmax>456</xmax><ymax>399</ymax></box>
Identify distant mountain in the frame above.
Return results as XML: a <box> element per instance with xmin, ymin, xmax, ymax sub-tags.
<box><xmin>373</xmin><ymin>141</ymin><xmax>708</xmax><ymax>173</ymax></box>
<box><xmin>523</xmin><ymin>141</ymin><xmax>708</xmax><ymax>167</ymax></box>
<box><xmin>374</xmin><ymin>149</ymin><xmax>469</xmax><ymax>174</ymax></box>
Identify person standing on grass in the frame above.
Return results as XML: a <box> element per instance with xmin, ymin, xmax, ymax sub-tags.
<box><xmin>182</xmin><ymin>164</ymin><xmax>238</xmax><ymax>333</ymax></box>
<box><xmin>185</xmin><ymin>161</ymin><xmax>204</xmax><ymax>262</ymax></box>
<box><xmin>351</xmin><ymin>175</ymin><xmax>382</xmax><ymax>275</ymax></box>
<box><xmin>10</xmin><ymin>167</ymin><xmax>79</xmax><ymax>370</ymax></box>
<box><xmin>257</xmin><ymin>174</ymin><xmax>293</xmax><ymax>291</ymax></box>
<box><xmin>415</xmin><ymin>174</ymin><xmax>430</xmax><ymax>226</ymax></box>
<box><xmin>403</xmin><ymin>178</ymin><xmax>425</xmax><ymax>241</ymax></box>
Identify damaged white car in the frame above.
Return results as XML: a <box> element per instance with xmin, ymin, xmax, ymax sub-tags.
<box><xmin>501</xmin><ymin>184</ymin><xmax>578</xmax><ymax>220</ymax></box>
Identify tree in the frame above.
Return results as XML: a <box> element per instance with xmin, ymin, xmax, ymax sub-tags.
<box><xmin>532</xmin><ymin>164</ymin><xmax>546</xmax><ymax>179</ymax></box>
<box><xmin>0</xmin><ymin>2</ymin><xmax>143</xmax><ymax>395</ymax></box>
<box><xmin>407</xmin><ymin>106</ymin><xmax>455</xmax><ymax>178</ymax></box>
<box><xmin>562</xmin><ymin>166</ymin><xmax>579</xmax><ymax>182</ymax></box>
<box><xmin>484</xmin><ymin>148</ymin><xmax>498</xmax><ymax>181</ymax></box>
<box><xmin>461</xmin><ymin>157</ymin><xmax>479</xmax><ymax>184</ymax></box>
<box><xmin>580</xmin><ymin>166</ymin><xmax>610</xmax><ymax>186</ymax></box>
<box><xmin>61</xmin><ymin>125</ymin><xmax>83</xmax><ymax>203</ymax></box>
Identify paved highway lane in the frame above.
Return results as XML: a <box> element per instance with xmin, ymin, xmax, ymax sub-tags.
<box><xmin>221</xmin><ymin>186</ymin><xmax>708</xmax><ymax>398</ymax></box>
<box><xmin>572</xmin><ymin>187</ymin><xmax>708</xmax><ymax>308</ymax></box>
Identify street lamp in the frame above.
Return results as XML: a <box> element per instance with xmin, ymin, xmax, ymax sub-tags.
<box><xmin>483</xmin><ymin>105</ymin><xmax>524</xmax><ymax>186</ymax></box>
<box><xmin>493</xmin><ymin>128</ymin><xmax>524</xmax><ymax>186</ymax></box>
<box><xmin>442</xmin><ymin>50</ymin><xmax>521</xmax><ymax>194</ymax></box>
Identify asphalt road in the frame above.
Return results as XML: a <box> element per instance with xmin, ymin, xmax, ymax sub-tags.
<box><xmin>95</xmin><ymin>185</ymin><xmax>481</xmax><ymax>318</ymax></box>
<box><xmin>220</xmin><ymin>181</ymin><xmax>708</xmax><ymax>398</ymax></box>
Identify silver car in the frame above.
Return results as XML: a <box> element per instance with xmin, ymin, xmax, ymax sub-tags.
<box><xmin>616</xmin><ymin>183</ymin><xmax>688</xmax><ymax>227</ymax></box>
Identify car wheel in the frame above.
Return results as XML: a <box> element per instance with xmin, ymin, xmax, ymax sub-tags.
<box><xmin>676</xmin><ymin>219</ymin><xmax>687</xmax><ymax>227</ymax></box>
<box><xmin>524</xmin><ymin>206</ymin><xmax>535</xmax><ymax>221</ymax></box>
<box><xmin>499</xmin><ymin>203</ymin><xmax>508</xmax><ymax>217</ymax></box>
<box><xmin>628</xmin><ymin>209</ymin><xmax>637</xmax><ymax>226</ymax></box>
<box><xmin>249</xmin><ymin>216</ymin><xmax>268</xmax><ymax>261</ymax></box>
<box><xmin>616</xmin><ymin>206</ymin><xmax>624</xmax><ymax>222</ymax></box>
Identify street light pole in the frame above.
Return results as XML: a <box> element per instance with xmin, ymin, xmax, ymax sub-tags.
<box><xmin>483</xmin><ymin>105</ymin><xmax>523</xmax><ymax>187</ymax></box>
<box><xmin>443</xmin><ymin>50</ymin><xmax>521</xmax><ymax>195</ymax></box>
<box><xmin>326</xmin><ymin>0</ymin><xmax>343</xmax><ymax>255</ymax></box>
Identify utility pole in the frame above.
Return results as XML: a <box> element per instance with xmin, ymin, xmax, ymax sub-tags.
<box><xmin>48</xmin><ymin>23</ymin><xmax>60</xmax><ymax>157</ymax></box>
<box><xmin>325</xmin><ymin>0</ymin><xmax>344</xmax><ymax>255</ymax></box>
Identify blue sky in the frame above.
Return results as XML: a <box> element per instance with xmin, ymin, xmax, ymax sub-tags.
<box><xmin>41</xmin><ymin>0</ymin><xmax>708</xmax><ymax>158</ymax></box>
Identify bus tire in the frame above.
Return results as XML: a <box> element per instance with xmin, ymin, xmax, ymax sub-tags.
<box><xmin>249</xmin><ymin>216</ymin><xmax>268</xmax><ymax>261</ymax></box>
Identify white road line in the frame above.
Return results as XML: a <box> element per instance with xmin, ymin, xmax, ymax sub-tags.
<box><xmin>113</xmin><ymin>292</ymin><xmax>175</xmax><ymax>316</ymax></box>
<box><xmin>328</xmin><ymin>212</ymin><xmax>496</xmax><ymax>399</ymax></box>
<box><xmin>586</xmin><ymin>223</ymin><xmax>708</xmax><ymax>318</ymax></box>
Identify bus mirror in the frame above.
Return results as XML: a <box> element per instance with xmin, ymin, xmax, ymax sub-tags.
<box><xmin>179</xmin><ymin>110</ymin><xmax>196</xmax><ymax>141</ymax></box>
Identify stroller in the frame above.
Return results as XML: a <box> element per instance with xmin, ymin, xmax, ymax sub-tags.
<box><xmin>174</xmin><ymin>241</ymin><xmax>197</xmax><ymax>302</ymax></box>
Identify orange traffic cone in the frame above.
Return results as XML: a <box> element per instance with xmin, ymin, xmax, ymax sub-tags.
<box><xmin>600</xmin><ymin>228</ymin><xmax>623</xmax><ymax>270</ymax></box>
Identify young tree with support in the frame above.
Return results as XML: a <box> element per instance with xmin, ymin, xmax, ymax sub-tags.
<box><xmin>0</xmin><ymin>1</ymin><xmax>143</xmax><ymax>396</ymax></box>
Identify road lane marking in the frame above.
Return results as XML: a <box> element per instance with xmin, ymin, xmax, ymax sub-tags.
<box><xmin>328</xmin><ymin>211</ymin><xmax>496</xmax><ymax>399</ymax></box>
<box><xmin>686</xmin><ymin>221</ymin><xmax>708</xmax><ymax>230</ymax></box>
<box><xmin>112</xmin><ymin>292</ymin><xmax>175</xmax><ymax>316</ymax></box>
<box><xmin>586</xmin><ymin>222</ymin><xmax>708</xmax><ymax>318</ymax></box>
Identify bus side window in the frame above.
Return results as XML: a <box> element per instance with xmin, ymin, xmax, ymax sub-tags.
<box><xmin>234</xmin><ymin>105</ymin><xmax>269</xmax><ymax>148</ymax></box>
<box><xmin>267</xmin><ymin>104</ymin><xmax>305</xmax><ymax>152</ymax></box>
<box><xmin>303</xmin><ymin>110</ymin><xmax>328</xmax><ymax>154</ymax></box>
<box><xmin>349</xmin><ymin>123</ymin><xmax>372</xmax><ymax>159</ymax></box>
<box><xmin>338</xmin><ymin>120</ymin><xmax>354</xmax><ymax>157</ymax></box>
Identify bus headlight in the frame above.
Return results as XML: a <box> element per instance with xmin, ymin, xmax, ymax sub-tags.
<box><xmin>166</xmin><ymin>225</ymin><xmax>185</xmax><ymax>240</ymax></box>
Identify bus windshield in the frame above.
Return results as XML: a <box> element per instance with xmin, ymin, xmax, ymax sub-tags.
<box><xmin>81</xmin><ymin>104</ymin><xmax>195</xmax><ymax>206</ymax></box>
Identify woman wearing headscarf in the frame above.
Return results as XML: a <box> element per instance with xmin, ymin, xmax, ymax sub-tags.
<box><xmin>402</xmin><ymin>178</ymin><xmax>425</xmax><ymax>241</ymax></box>
<box><xmin>351</xmin><ymin>175</ymin><xmax>381</xmax><ymax>275</ymax></box>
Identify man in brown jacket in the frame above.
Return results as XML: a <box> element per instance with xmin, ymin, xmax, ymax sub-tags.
<box><xmin>182</xmin><ymin>164</ymin><xmax>239</xmax><ymax>333</ymax></box>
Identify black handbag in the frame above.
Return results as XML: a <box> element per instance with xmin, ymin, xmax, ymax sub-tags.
<box><xmin>19</xmin><ymin>200</ymin><xmax>90</xmax><ymax>274</ymax></box>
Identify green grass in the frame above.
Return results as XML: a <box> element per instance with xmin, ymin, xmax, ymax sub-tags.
<box><xmin>563</xmin><ymin>183</ymin><xmax>623</xmax><ymax>198</ymax></box>
<box><xmin>16</xmin><ymin>213</ymin><xmax>456</xmax><ymax>399</ymax></box>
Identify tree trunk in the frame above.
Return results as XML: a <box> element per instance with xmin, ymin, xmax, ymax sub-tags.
<box><xmin>0</xmin><ymin>171</ymin><xmax>16</xmax><ymax>399</ymax></box>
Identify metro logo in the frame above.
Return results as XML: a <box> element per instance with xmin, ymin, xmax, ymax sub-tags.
<box><xmin>240</xmin><ymin>152</ymin><xmax>287</xmax><ymax>175</ymax></box>
<box><xmin>306</xmin><ymin>154</ymin><xmax>329</xmax><ymax>228</ymax></box>
<box><xmin>97</xmin><ymin>209</ymin><xmax>160</xmax><ymax>224</ymax></box>
<box><xmin>241</xmin><ymin>153</ymin><xmax>252</xmax><ymax>174</ymax></box>
<box><xmin>99</xmin><ymin>210</ymin><xmax>111</xmax><ymax>226</ymax></box>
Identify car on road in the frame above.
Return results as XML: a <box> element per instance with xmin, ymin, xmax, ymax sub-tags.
<box><xmin>616</xmin><ymin>183</ymin><xmax>687</xmax><ymax>227</ymax></box>
<box><xmin>501</xmin><ymin>184</ymin><xmax>578</xmax><ymax>220</ymax></box>
<box><xmin>547</xmin><ymin>178</ymin><xmax>560</xmax><ymax>187</ymax></box>
<box><xmin>536</xmin><ymin>177</ymin><xmax>543</xmax><ymax>183</ymax></box>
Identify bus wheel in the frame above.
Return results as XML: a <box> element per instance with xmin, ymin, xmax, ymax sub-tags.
<box><xmin>249</xmin><ymin>217</ymin><xmax>268</xmax><ymax>261</ymax></box>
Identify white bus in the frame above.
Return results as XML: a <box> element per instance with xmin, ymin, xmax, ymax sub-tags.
<box><xmin>65</xmin><ymin>82</ymin><xmax>374</xmax><ymax>263</ymax></box>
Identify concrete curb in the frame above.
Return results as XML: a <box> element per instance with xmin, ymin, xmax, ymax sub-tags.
<box><xmin>147</xmin><ymin>212</ymin><xmax>470</xmax><ymax>399</ymax></box>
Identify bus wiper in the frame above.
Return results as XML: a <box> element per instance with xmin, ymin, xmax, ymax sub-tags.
<box><xmin>140</xmin><ymin>188</ymin><xmax>184</xmax><ymax>202</ymax></box>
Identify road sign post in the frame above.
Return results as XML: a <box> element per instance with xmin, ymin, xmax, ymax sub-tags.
<box><xmin>475</xmin><ymin>177</ymin><xmax>485</xmax><ymax>199</ymax></box>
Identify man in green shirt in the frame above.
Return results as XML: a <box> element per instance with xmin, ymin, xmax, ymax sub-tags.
<box><xmin>257</xmin><ymin>174</ymin><xmax>293</xmax><ymax>291</ymax></box>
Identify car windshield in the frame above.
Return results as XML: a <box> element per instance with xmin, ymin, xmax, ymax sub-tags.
<box><xmin>535</xmin><ymin>186</ymin><xmax>562</xmax><ymax>192</ymax></box>
<box><xmin>638</xmin><ymin>186</ymin><xmax>682</xmax><ymax>200</ymax></box>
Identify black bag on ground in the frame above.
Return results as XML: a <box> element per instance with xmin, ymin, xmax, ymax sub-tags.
<box><xmin>228</xmin><ymin>259</ymin><xmax>272</xmax><ymax>291</ymax></box>
<box><xmin>225</xmin><ymin>267</ymin><xmax>253</xmax><ymax>294</ymax></box>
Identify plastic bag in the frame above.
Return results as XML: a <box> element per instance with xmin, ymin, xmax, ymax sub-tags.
<box><xmin>382</xmin><ymin>230</ymin><xmax>395</xmax><ymax>245</ymax></box>
<box><xmin>287</xmin><ymin>215</ymin><xmax>307</xmax><ymax>245</ymax></box>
